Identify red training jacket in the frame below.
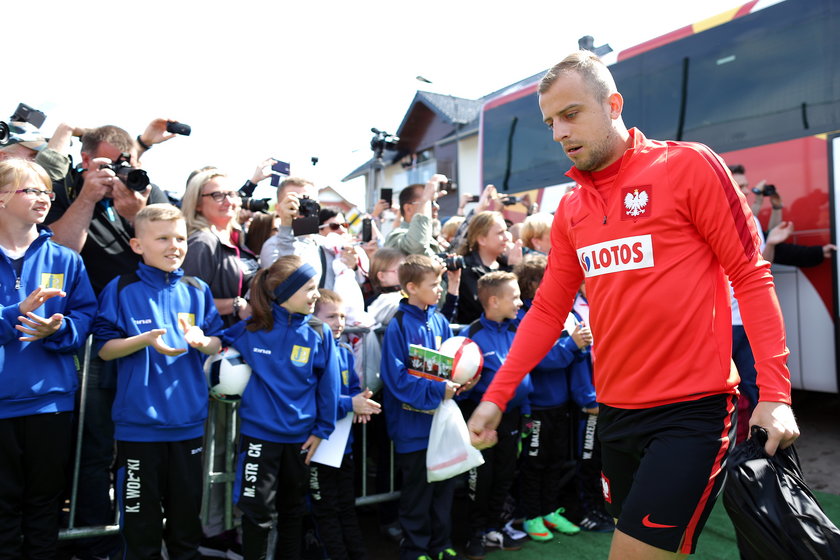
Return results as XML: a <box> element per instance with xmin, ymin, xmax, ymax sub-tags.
<box><xmin>483</xmin><ymin>128</ymin><xmax>791</xmax><ymax>410</ymax></box>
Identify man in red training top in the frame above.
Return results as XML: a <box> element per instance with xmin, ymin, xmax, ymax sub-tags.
<box><xmin>467</xmin><ymin>50</ymin><xmax>799</xmax><ymax>560</ymax></box>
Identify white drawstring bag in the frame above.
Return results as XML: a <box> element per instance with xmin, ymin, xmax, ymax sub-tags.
<box><xmin>426</xmin><ymin>399</ymin><xmax>484</xmax><ymax>482</ymax></box>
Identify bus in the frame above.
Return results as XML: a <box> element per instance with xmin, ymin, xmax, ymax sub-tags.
<box><xmin>479</xmin><ymin>0</ymin><xmax>840</xmax><ymax>393</ymax></box>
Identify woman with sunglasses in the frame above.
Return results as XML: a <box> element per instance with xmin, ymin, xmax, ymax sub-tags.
<box><xmin>181</xmin><ymin>169</ymin><xmax>259</xmax><ymax>327</ymax></box>
<box><xmin>0</xmin><ymin>159</ymin><xmax>97</xmax><ymax>558</ymax></box>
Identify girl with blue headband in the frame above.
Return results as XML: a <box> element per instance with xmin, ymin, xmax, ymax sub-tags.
<box><xmin>222</xmin><ymin>254</ymin><xmax>341</xmax><ymax>559</ymax></box>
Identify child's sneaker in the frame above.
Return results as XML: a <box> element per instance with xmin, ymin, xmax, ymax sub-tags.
<box><xmin>503</xmin><ymin>519</ymin><xmax>528</xmax><ymax>541</ymax></box>
<box><xmin>483</xmin><ymin>530</ymin><xmax>523</xmax><ymax>551</ymax></box>
<box><xmin>543</xmin><ymin>508</ymin><xmax>580</xmax><ymax>535</ymax></box>
<box><xmin>523</xmin><ymin>517</ymin><xmax>554</xmax><ymax>542</ymax></box>
<box><xmin>579</xmin><ymin>510</ymin><xmax>615</xmax><ymax>533</ymax></box>
<box><xmin>438</xmin><ymin>548</ymin><xmax>463</xmax><ymax>560</ymax></box>
<box><xmin>464</xmin><ymin>532</ymin><xmax>486</xmax><ymax>560</ymax></box>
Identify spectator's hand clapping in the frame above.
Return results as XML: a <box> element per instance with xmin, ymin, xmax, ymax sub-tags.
<box><xmin>16</xmin><ymin>310</ymin><xmax>64</xmax><ymax>341</ymax></box>
<box><xmin>352</xmin><ymin>389</ymin><xmax>382</xmax><ymax>423</ymax></box>
<box><xmin>18</xmin><ymin>287</ymin><xmax>65</xmax><ymax>315</ymax></box>
<box><xmin>142</xmin><ymin>328</ymin><xmax>187</xmax><ymax>357</ymax></box>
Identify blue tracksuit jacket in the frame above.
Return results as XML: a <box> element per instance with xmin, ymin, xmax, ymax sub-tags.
<box><xmin>223</xmin><ymin>306</ymin><xmax>340</xmax><ymax>443</ymax></box>
<box><xmin>337</xmin><ymin>341</ymin><xmax>361</xmax><ymax>454</ymax></box>
<box><xmin>0</xmin><ymin>228</ymin><xmax>97</xmax><ymax>419</ymax></box>
<box><xmin>460</xmin><ymin>314</ymin><xmax>532</xmax><ymax>413</ymax></box>
<box><xmin>92</xmin><ymin>262</ymin><xmax>224</xmax><ymax>441</ymax></box>
<box><xmin>380</xmin><ymin>299</ymin><xmax>453</xmax><ymax>454</ymax></box>
<box><xmin>518</xmin><ymin>302</ymin><xmax>597</xmax><ymax>410</ymax></box>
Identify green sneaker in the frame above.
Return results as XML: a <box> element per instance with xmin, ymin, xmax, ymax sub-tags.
<box><xmin>543</xmin><ymin>507</ymin><xmax>580</xmax><ymax>535</ymax></box>
<box><xmin>418</xmin><ymin>556</ymin><xmax>434</xmax><ymax>560</ymax></box>
<box><xmin>438</xmin><ymin>548</ymin><xmax>462</xmax><ymax>560</ymax></box>
<box><xmin>523</xmin><ymin>517</ymin><xmax>554</xmax><ymax>542</ymax></box>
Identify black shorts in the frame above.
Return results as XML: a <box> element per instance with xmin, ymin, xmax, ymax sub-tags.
<box><xmin>598</xmin><ymin>393</ymin><xmax>737</xmax><ymax>554</ymax></box>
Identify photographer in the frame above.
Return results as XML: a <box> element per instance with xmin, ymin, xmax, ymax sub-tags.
<box><xmin>383</xmin><ymin>174</ymin><xmax>448</xmax><ymax>257</ymax></box>
<box><xmin>259</xmin><ymin>176</ymin><xmax>334</xmax><ymax>280</ymax></box>
<box><xmin>0</xmin><ymin>120</ymin><xmax>73</xmax><ymax>182</ymax></box>
<box><xmin>729</xmin><ymin>164</ymin><xmax>836</xmax><ymax>267</ymax></box>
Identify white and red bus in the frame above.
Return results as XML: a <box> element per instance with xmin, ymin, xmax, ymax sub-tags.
<box><xmin>479</xmin><ymin>0</ymin><xmax>840</xmax><ymax>392</ymax></box>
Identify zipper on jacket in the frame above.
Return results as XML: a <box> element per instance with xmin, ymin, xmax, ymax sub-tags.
<box><xmin>15</xmin><ymin>275</ymin><xmax>21</xmax><ymax>290</ymax></box>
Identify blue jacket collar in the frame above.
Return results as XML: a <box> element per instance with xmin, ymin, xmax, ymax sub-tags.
<box><xmin>479</xmin><ymin>314</ymin><xmax>515</xmax><ymax>332</ymax></box>
<box><xmin>272</xmin><ymin>303</ymin><xmax>310</xmax><ymax>326</ymax></box>
<box><xmin>398</xmin><ymin>298</ymin><xmax>438</xmax><ymax>323</ymax></box>
<box><xmin>137</xmin><ymin>261</ymin><xmax>184</xmax><ymax>287</ymax></box>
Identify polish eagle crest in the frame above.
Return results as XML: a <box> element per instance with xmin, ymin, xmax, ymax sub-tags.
<box><xmin>624</xmin><ymin>188</ymin><xmax>649</xmax><ymax>217</ymax></box>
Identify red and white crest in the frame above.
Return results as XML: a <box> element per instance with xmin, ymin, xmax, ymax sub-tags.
<box><xmin>622</xmin><ymin>186</ymin><xmax>652</xmax><ymax>219</ymax></box>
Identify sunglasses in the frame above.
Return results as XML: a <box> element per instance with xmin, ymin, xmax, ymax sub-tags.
<box><xmin>201</xmin><ymin>191</ymin><xmax>240</xmax><ymax>203</ymax></box>
<box><xmin>319</xmin><ymin>222</ymin><xmax>350</xmax><ymax>231</ymax></box>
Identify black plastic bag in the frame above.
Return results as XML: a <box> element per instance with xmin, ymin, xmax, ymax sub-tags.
<box><xmin>723</xmin><ymin>426</ymin><xmax>840</xmax><ymax>560</ymax></box>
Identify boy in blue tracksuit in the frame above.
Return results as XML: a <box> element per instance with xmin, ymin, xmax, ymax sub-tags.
<box><xmin>224</xmin><ymin>255</ymin><xmax>340</xmax><ymax>560</ymax></box>
<box><xmin>93</xmin><ymin>204</ymin><xmax>223</xmax><ymax>559</ymax></box>
<box><xmin>380</xmin><ymin>254</ymin><xmax>462</xmax><ymax>560</ymax></box>
<box><xmin>459</xmin><ymin>271</ymin><xmax>532</xmax><ymax>559</ymax></box>
<box><xmin>309</xmin><ymin>289</ymin><xmax>381</xmax><ymax>560</ymax></box>
<box><xmin>513</xmin><ymin>257</ymin><xmax>597</xmax><ymax>543</ymax></box>
<box><xmin>0</xmin><ymin>160</ymin><xmax>97</xmax><ymax>559</ymax></box>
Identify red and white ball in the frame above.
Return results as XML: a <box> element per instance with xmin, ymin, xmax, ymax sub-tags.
<box><xmin>204</xmin><ymin>347</ymin><xmax>252</xmax><ymax>402</ymax></box>
<box><xmin>438</xmin><ymin>336</ymin><xmax>484</xmax><ymax>384</ymax></box>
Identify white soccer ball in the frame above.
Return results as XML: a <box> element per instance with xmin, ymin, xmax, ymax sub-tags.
<box><xmin>438</xmin><ymin>336</ymin><xmax>484</xmax><ymax>385</ymax></box>
<box><xmin>204</xmin><ymin>347</ymin><xmax>252</xmax><ymax>402</ymax></box>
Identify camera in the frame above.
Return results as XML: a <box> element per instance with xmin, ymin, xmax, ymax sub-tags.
<box><xmin>298</xmin><ymin>196</ymin><xmax>320</xmax><ymax>218</ymax></box>
<box><xmin>752</xmin><ymin>184</ymin><xmax>777</xmax><ymax>196</ymax></box>
<box><xmin>0</xmin><ymin>121</ymin><xmax>9</xmax><ymax>145</ymax></box>
<box><xmin>436</xmin><ymin>253</ymin><xmax>465</xmax><ymax>271</ymax></box>
<box><xmin>99</xmin><ymin>153</ymin><xmax>150</xmax><ymax>192</ymax></box>
<box><xmin>370</xmin><ymin>128</ymin><xmax>400</xmax><ymax>158</ymax></box>
<box><xmin>501</xmin><ymin>195</ymin><xmax>524</xmax><ymax>206</ymax></box>
<box><xmin>11</xmin><ymin>103</ymin><xmax>46</xmax><ymax>129</ymax></box>
<box><xmin>467</xmin><ymin>194</ymin><xmax>480</xmax><ymax>203</ymax></box>
<box><xmin>241</xmin><ymin>197</ymin><xmax>270</xmax><ymax>213</ymax></box>
<box><xmin>292</xmin><ymin>196</ymin><xmax>322</xmax><ymax>236</ymax></box>
<box><xmin>165</xmin><ymin>121</ymin><xmax>191</xmax><ymax>136</ymax></box>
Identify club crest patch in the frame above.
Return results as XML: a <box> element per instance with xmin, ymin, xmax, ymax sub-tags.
<box><xmin>39</xmin><ymin>273</ymin><xmax>64</xmax><ymax>290</ymax></box>
<box><xmin>290</xmin><ymin>345</ymin><xmax>311</xmax><ymax>366</ymax></box>
<box><xmin>622</xmin><ymin>186</ymin><xmax>652</xmax><ymax>220</ymax></box>
<box><xmin>177</xmin><ymin>313</ymin><xmax>195</xmax><ymax>327</ymax></box>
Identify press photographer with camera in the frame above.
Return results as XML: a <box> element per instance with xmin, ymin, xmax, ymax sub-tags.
<box><xmin>383</xmin><ymin>174</ymin><xmax>448</xmax><ymax>258</ymax></box>
<box><xmin>729</xmin><ymin>163</ymin><xmax>836</xmax><ymax>267</ymax></box>
<box><xmin>259</xmin><ymin>176</ymin><xmax>336</xmax><ymax>281</ymax></box>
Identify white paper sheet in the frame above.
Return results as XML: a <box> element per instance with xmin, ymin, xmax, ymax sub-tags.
<box><xmin>311</xmin><ymin>412</ymin><xmax>353</xmax><ymax>468</ymax></box>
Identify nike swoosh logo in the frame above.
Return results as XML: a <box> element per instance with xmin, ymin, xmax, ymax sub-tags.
<box><xmin>570</xmin><ymin>214</ymin><xmax>590</xmax><ymax>227</ymax></box>
<box><xmin>642</xmin><ymin>514</ymin><xmax>677</xmax><ymax>529</ymax></box>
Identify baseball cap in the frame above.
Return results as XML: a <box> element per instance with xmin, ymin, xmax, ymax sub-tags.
<box><xmin>1</xmin><ymin>121</ymin><xmax>47</xmax><ymax>152</ymax></box>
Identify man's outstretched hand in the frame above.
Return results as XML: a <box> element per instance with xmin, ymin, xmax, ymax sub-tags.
<box><xmin>467</xmin><ymin>400</ymin><xmax>503</xmax><ymax>449</ymax></box>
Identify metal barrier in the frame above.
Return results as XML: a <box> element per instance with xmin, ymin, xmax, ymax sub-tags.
<box><xmin>58</xmin><ymin>325</ymin><xmax>402</xmax><ymax>545</ymax></box>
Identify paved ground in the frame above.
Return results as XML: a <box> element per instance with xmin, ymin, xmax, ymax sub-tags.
<box><xmin>789</xmin><ymin>389</ymin><xmax>840</xmax><ymax>494</ymax></box>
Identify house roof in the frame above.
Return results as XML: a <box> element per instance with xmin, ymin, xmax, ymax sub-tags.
<box><xmin>341</xmin><ymin>69</ymin><xmax>547</xmax><ymax>183</ymax></box>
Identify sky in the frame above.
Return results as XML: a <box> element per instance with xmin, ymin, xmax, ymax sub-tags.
<box><xmin>5</xmin><ymin>0</ymin><xmax>758</xmax><ymax>207</ymax></box>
